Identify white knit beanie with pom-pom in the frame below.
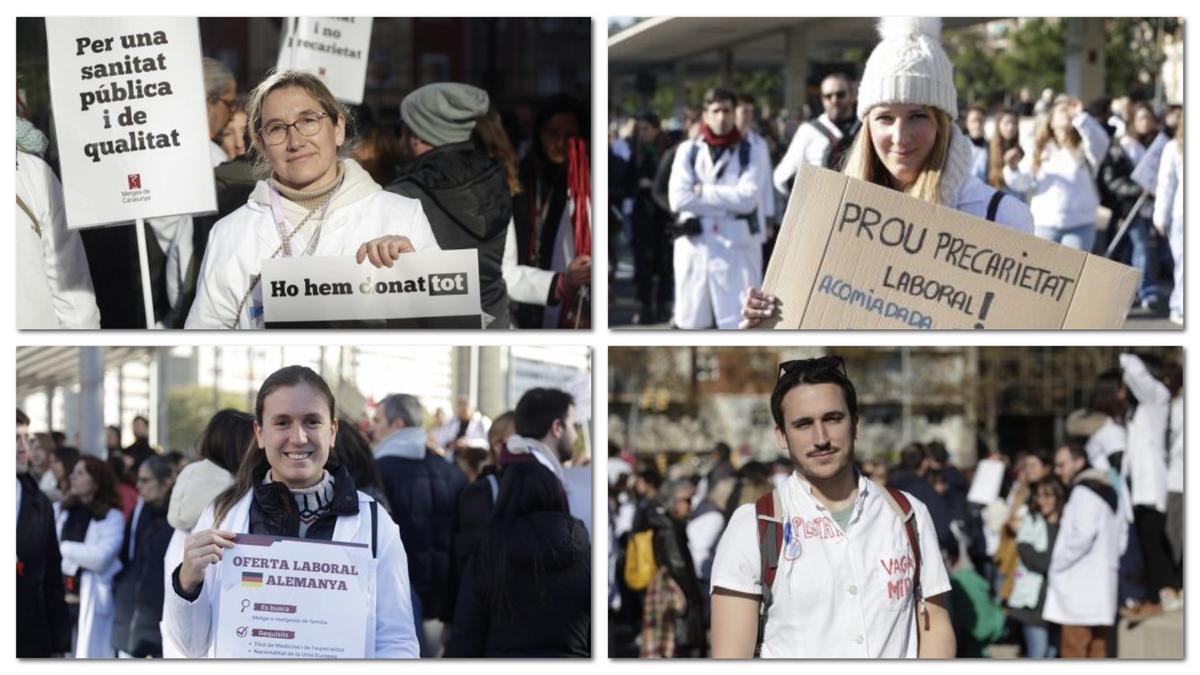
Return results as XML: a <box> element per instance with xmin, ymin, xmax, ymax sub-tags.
<box><xmin>857</xmin><ymin>17</ymin><xmax>958</xmax><ymax>121</ymax></box>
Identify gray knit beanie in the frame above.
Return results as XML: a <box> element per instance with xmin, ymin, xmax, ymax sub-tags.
<box><xmin>857</xmin><ymin>18</ymin><xmax>958</xmax><ymax>121</ymax></box>
<box><xmin>400</xmin><ymin>83</ymin><xmax>490</xmax><ymax>147</ymax></box>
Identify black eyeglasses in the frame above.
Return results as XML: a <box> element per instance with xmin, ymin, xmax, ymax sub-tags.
<box><xmin>778</xmin><ymin>355</ymin><xmax>847</xmax><ymax>379</ymax></box>
<box><xmin>822</xmin><ymin>91</ymin><xmax>849</xmax><ymax>101</ymax></box>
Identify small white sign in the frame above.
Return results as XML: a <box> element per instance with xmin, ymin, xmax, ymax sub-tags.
<box><xmin>966</xmin><ymin>457</ymin><xmax>1007</xmax><ymax>506</ymax></box>
<box><xmin>261</xmin><ymin>250</ymin><xmax>484</xmax><ymax>327</ymax></box>
<box><xmin>277</xmin><ymin>17</ymin><xmax>373</xmax><ymax>105</ymax></box>
<box><xmin>45</xmin><ymin>17</ymin><xmax>217</xmax><ymax>228</ymax></box>
<box><xmin>1131</xmin><ymin>132</ymin><xmax>1170</xmax><ymax>192</ymax></box>
<box><xmin>213</xmin><ymin>534</ymin><xmax>373</xmax><ymax>659</ymax></box>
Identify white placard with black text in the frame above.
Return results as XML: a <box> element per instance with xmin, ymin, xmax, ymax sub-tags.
<box><xmin>277</xmin><ymin>17</ymin><xmax>373</xmax><ymax>105</ymax></box>
<box><xmin>45</xmin><ymin>16</ymin><xmax>216</xmax><ymax>228</ymax></box>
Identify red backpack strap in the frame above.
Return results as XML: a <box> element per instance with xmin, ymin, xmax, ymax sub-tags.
<box><xmin>884</xmin><ymin>486</ymin><xmax>926</xmax><ymax>631</ymax></box>
<box><xmin>754</xmin><ymin>491</ymin><xmax>783</xmax><ymax>657</ymax></box>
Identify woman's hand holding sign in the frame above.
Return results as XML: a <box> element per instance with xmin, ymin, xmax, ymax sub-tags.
<box><xmin>739</xmin><ymin>287</ymin><xmax>781</xmax><ymax>329</ymax></box>
<box><xmin>180</xmin><ymin>528</ymin><xmax>236</xmax><ymax>594</ymax></box>
<box><xmin>356</xmin><ymin>235</ymin><xmax>415</xmax><ymax>268</ymax></box>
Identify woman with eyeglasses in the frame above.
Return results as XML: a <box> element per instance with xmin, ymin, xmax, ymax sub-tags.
<box><xmin>186</xmin><ymin>70</ymin><xmax>440</xmax><ymax>329</ymax></box>
<box><xmin>740</xmin><ymin>19</ymin><xmax>1034</xmax><ymax>328</ymax></box>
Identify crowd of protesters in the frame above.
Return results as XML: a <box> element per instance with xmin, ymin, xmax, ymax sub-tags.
<box><xmin>19</xmin><ymin>37</ymin><xmax>591</xmax><ymax>330</ymax></box>
<box><xmin>16</xmin><ymin>373</ymin><xmax>591</xmax><ymax>658</ymax></box>
<box><xmin>608</xmin><ymin>352</ymin><xmax>1182</xmax><ymax>658</ymax></box>
<box><xmin>610</xmin><ymin>19</ymin><xmax>1183</xmax><ymax>327</ymax></box>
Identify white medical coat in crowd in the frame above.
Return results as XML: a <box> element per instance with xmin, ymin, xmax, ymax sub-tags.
<box><xmin>54</xmin><ymin>505</ymin><xmax>124</xmax><ymax>658</ymax></box>
<box><xmin>1085</xmin><ymin>417</ymin><xmax>1125</xmax><ymax>474</ymax></box>
<box><xmin>434</xmin><ymin>411</ymin><xmax>492</xmax><ymax>451</ymax></box>
<box><xmin>1042</xmin><ymin>469</ymin><xmax>1127</xmax><ymax>626</ymax></box>
<box><xmin>162</xmin><ymin>489</ymin><xmax>418</xmax><ymax>657</ymax></box>
<box><xmin>185</xmin><ymin>160</ymin><xmax>440</xmax><ymax>329</ymax></box>
<box><xmin>1003</xmin><ymin>113</ymin><xmax>1109</xmax><ymax>229</ymax></box>
<box><xmin>710</xmin><ymin>473</ymin><xmax>951</xmax><ymax>658</ymax></box>
<box><xmin>1119</xmin><ymin>353</ymin><xmax>1171</xmax><ymax>512</ymax></box>
<box><xmin>772</xmin><ymin>113</ymin><xmax>843</xmax><ymax>195</ymax></box>
<box><xmin>668</xmin><ymin>136</ymin><xmax>763</xmax><ymax>329</ymax></box>
<box><xmin>15</xmin><ymin>151</ymin><xmax>101</xmax><ymax>328</ymax></box>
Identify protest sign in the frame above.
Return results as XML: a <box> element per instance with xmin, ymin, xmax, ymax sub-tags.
<box><xmin>45</xmin><ymin>17</ymin><xmax>216</xmax><ymax>228</ymax></box>
<box><xmin>277</xmin><ymin>17</ymin><xmax>372</xmax><ymax>105</ymax></box>
<box><xmin>214</xmin><ymin>534</ymin><xmax>372</xmax><ymax>658</ymax></box>
<box><xmin>966</xmin><ymin>458</ymin><xmax>1006</xmax><ymax>506</ymax></box>
<box><xmin>1130</xmin><ymin>132</ymin><xmax>1169</xmax><ymax>192</ymax></box>
<box><xmin>261</xmin><ymin>249</ymin><xmax>484</xmax><ymax>328</ymax></box>
<box><xmin>760</xmin><ymin>165</ymin><xmax>1140</xmax><ymax>329</ymax></box>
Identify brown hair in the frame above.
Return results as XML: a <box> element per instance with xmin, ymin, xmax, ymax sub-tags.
<box><xmin>988</xmin><ymin>109</ymin><xmax>1021</xmax><ymax>189</ymax></box>
<box><xmin>1032</xmin><ymin>100</ymin><xmax>1081</xmax><ymax>174</ymax></box>
<box><xmin>211</xmin><ymin>366</ymin><xmax>336</xmax><ymax>526</ymax></box>
<box><xmin>473</xmin><ymin>106</ymin><xmax>523</xmax><ymax>196</ymax></box>
<box><xmin>843</xmin><ymin>106</ymin><xmax>954</xmax><ymax>205</ymax></box>
<box><xmin>62</xmin><ymin>456</ymin><xmax>123</xmax><ymax>518</ymax></box>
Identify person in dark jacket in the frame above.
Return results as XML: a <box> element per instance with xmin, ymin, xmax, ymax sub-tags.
<box><xmin>631</xmin><ymin>113</ymin><xmax>672</xmax><ymax>324</ymax></box>
<box><xmin>450</xmin><ymin>411</ymin><xmax>515</xmax><ymax>585</ymax></box>
<box><xmin>387</xmin><ymin>83</ymin><xmax>512</xmax><ymax>328</ymax></box>
<box><xmin>370</xmin><ymin>393</ymin><xmax>468</xmax><ymax>657</ymax></box>
<box><xmin>123</xmin><ymin>415</ymin><xmax>154</xmax><ymax>471</ymax></box>
<box><xmin>111</xmin><ymin>455</ymin><xmax>176</xmax><ymax>657</ymax></box>
<box><xmin>17</xmin><ymin>409</ymin><xmax>72</xmax><ymax>658</ymax></box>
<box><xmin>886</xmin><ymin>442</ymin><xmax>955</xmax><ymax>553</ymax></box>
<box><xmin>446</xmin><ymin>461</ymin><xmax>590</xmax><ymax>657</ymax></box>
<box><xmin>640</xmin><ymin>479</ymin><xmax>705</xmax><ymax>658</ymax></box>
<box><xmin>512</xmin><ymin>94</ymin><xmax>592</xmax><ymax>329</ymax></box>
<box><xmin>333</xmin><ymin>417</ymin><xmax>392</xmax><ymax>514</ymax></box>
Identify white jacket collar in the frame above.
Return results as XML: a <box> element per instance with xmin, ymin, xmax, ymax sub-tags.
<box><xmin>374</xmin><ymin>427</ymin><xmax>428</xmax><ymax>461</ymax></box>
<box><xmin>248</xmin><ymin>159</ymin><xmax>382</xmax><ymax>218</ymax></box>
<box><xmin>505</xmin><ymin>434</ymin><xmax>565</xmax><ymax>480</ymax></box>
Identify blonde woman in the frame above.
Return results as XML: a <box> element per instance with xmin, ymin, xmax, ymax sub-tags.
<box><xmin>1003</xmin><ymin>97</ymin><xmax>1109</xmax><ymax>252</ymax></box>
<box><xmin>186</xmin><ymin>70</ymin><xmax>439</xmax><ymax>328</ymax></box>
<box><xmin>742</xmin><ymin>18</ymin><xmax>1034</xmax><ymax>327</ymax></box>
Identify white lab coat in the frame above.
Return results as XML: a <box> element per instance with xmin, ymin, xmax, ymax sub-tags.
<box><xmin>55</xmin><ymin>505</ymin><xmax>124</xmax><ymax>658</ymax></box>
<box><xmin>185</xmin><ymin>160</ymin><xmax>440</xmax><ymax>329</ymax></box>
<box><xmin>1042</xmin><ymin>469</ymin><xmax>1127</xmax><ymax>626</ymax></box>
<box><xmin>433</xmin><ymin>411</ymin><xmax>492</xmax><ymax>451</ymax></box>
<box><xmin>1153</xmin><ymin>139</ymin><xmax>1183</xmax><ymax>318</ymax></box>
<box><xmin>1119</xmin><ymin>353</ymin><xmax>1171</xmax><ymax>512</ymax></box>
<box><xmin>668</xmin><ymin>137</ymin><xmax>763</xmax><ymax>329</ymax></box>
<box><xmin>772</xmin><ymin>113</ymin><xmax>843</xmax><ymax>194</ymax></box>
<box><xmin>162</xmin><ymin>489</ymin><xmax>419</xmax><ymax>658</ymax></box>
<box><xmin>15</xmin><ymin>151</ymin><xmax>101</xmax><ymax>328</ymax></box>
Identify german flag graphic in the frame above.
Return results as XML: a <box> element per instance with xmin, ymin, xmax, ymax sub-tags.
<box><xmin>241</xmin><ymin>571</ymin><xmax>264</xmax><ymax>588</ymax></box>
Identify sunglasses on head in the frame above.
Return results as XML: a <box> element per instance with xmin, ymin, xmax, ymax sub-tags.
<box><xmin>778</xmin><ymin>355</ymin><xmax>847</xmax><ymax>379</ymax></box>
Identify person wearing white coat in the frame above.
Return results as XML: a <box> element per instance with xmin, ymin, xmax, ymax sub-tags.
<box><xmin>1003</xmin><ymin>99</ymin><xmax>1109</xmax><ymax>252</ymax></box>
<box><xmin>185</xmin><ymin>70</ymin><xmax>440</xmax><ymax>329</ymax></box>
<box><xmin>1042</xmin><ymin>445</ymin><xmax>1125</xmax><ymax>658</ymax></box>
<box><xmin>1118</xmin><ymin>352</ymin><xmax>1179</xmax><ymax>616</ymax></box>
<box><xmin>162</xmin><ymin>478</ymin><xmax>417</xmax><ymax>658</ymax></box>
<box><xmin>740</xmin><ymin>18</ymin><xmax>1034</xmax><ymax>327</ymax></box>
<box><xmin>15</xmin><ymin>150</ymin><xmax>101</xmax><ymax>328</ymax></box>
<box><xmin>669</xmin><ymin>86</ymin><xmax>763</xmax><ymax>329</ymax></box>
<box><xmin>54</xmin><ymin>457</ymin><xmax>125</xmax><ymax>658</ymax></box>
<box><xmin>771</xmin><ymin>73</ymin><xmax>860</xmax><ymax>194</ymax></box>
<box><xmin>1153</xmin><ymin>133</ymin><xmax>1183</xmax><ymax>324</ymax></box>
<box><xmin>163</xmin><ymin>365</ymin><xmax>418</xmax><ymax>657</ymax></box>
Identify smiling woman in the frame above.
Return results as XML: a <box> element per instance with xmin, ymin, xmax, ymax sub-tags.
<box><xmin>185</xmin><ymin>70</ymin><xmax>443</xmax><ymax>329</ymax></box>
<box><xmin>161</xmin><ymin>365</ymin><xmax>419</xmax><ymax>657</ymax></box>
<box><xmin>739</xmin><ymin>17</ymin><xmax>1036</xmax><ymax>328</ymax></box>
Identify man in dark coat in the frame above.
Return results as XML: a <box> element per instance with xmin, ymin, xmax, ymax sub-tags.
<box><xmin>887</xmin><ymin>442</ymin><xmax>955</xmax><ymax>553</ymax></box>
<box><xmin>16</xmin><ymin>409</ymin><xmax>71</xmax><ymax>658</ymax></box>
<box><xmin>387</xmin><ymin>83</ymin><xmax>511</xmax><ymax>328</ymax></box>
<box><xmin>370</xmin><ymin>393</ymin><xmax>468</xmax><ymax>657</ymax></box>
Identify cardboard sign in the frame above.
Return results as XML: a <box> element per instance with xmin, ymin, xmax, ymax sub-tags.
<box><xmin>214</xmin><ymin>535</ymin><xmax>372</xmax><ymax>658</ymax></box>
<box><xmin>277</xmin><ymin>17</ymin><xmax>372</xmax><ymax>105</ymax></box>
<box><xmin>45</xmin><ymin>17</ymin><xmax>216</xmax><ymax>228</ymax></box>
<box><xmin>760</xmin><ymin>165</ymin><xmax>1140</xmax><ymax>329</ymax></box>
<box><xmin>261</xmin><ymin>250</ymin><xmax>484</xmax><ymax>328</ymax></box>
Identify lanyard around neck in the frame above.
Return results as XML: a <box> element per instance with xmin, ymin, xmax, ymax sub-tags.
<box><xmin>267</xmin><ymin>174</ymin><xmax>343</xmax><ymax>257</ymax></box>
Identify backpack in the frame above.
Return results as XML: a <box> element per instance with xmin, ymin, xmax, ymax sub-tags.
<box><xmin>623</xmin><ymin>529</ymin><xmax>657</xmax><ymax>591</ymax></box>
<box><xmin>753</xmin><ymin>486</ymin><xmax>922</xmax><ymax>657</ymax></box>
<box><xmin>809</xmin><ymin>118</ymin><xmax>861</xmax><ymax>171</ymax></box>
